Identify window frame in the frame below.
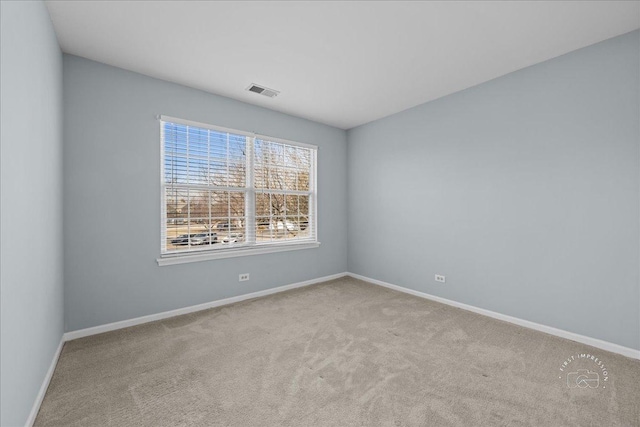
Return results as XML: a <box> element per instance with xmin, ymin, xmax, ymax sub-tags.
<box><xmin>157</xmin><ymin>115</ymin><xmax>319</xmax><ymax>266</ymax></box>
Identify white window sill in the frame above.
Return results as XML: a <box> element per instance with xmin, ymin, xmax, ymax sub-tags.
<box><xmin>156</xmin><ymin>241</ymin><xmax>321</xmax><ymax>266</ymax></box>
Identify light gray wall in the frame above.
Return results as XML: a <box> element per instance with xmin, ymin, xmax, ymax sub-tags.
<box><xmin>347</xmin><ymin>31</ymin><xmax>640</xmax><ymax>350</ymax></box>
<box><xmin>0</xmin><ymin>1</ymin><xmax>64</xmax><ymax>425</ymax></box>
<box><xmin>63</xmin><ymin>55</ymin><xmax>348</xmax><ymax>332</ymax></box>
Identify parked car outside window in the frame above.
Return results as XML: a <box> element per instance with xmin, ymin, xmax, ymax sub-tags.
<box><xmin>170</xmin><ymin>234</ymin><xmax>198</xmax><ymax>245</ymax></box>
<box><xmin>191</xmin><ymin>233</ymin><xmax>218</xmax><ymax>245</ymax></box>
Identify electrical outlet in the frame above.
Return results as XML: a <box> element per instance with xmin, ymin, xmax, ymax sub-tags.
<box><xmin>435</xmin><ymin>274</ymin><xmax>446</xmax><ymax>283</ymax></box>
<box><xmin>239</xmin><ymin>273</ymin><xmax>250</xmax><ymax>282</ymax></box>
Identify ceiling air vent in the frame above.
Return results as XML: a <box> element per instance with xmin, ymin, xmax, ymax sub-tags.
<box><xmin>246</xmin><ymin>83</ymin><xmax>280</xmax><ymax>98</ymax></box>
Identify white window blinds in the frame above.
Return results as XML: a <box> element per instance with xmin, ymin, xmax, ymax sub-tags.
<box><xmin>161</xmin><ymin>116</ymin><xmax>317</xmax><ymax>256</ymax></box>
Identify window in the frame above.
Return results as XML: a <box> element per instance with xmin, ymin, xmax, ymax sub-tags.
<box><xmin>159</xmin><ymin>116</ymin><xmax>318</xmax><ymax>264</ymax></box>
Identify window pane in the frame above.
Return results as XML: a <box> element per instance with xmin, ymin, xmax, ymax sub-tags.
<box><xmin>254</xmin><ymin>139</ymin><xmax>266</xmax><ymax>165</ymax></box>
<box><xmin>284</xmin><ymin>146</ymin><xmax>298</xmax><ymax>168</ymax></box>
<box><xmin>266</xmin><ymin>142</ymin><xmax>284</xmax><ymax>165</ymax></box>
<box><xmin>222</xmin><ymin>222</ymin><xmax>245</xmax><ymax>244</ymax></box>
<box><xmin>164</xmin><ymin>156</ymin><xmax>187</xmax><ymax>185</ymax></box>
<box><xmin>189</xmin><ymin>190</ymin><xmax>209</xmax><ymax>218</ymax></box>
<box><xmin>165</xmin><ymin>218</ymin><xmax>184</xmax><ymax>250</ymax></box>
<box><xmin>188</xmin><ymin>157</ymin><xmax>209</xmax><ymax>185</ymax></box>
<box><xmin>285</xmin><ymin>195</ymin><xmax>299</xmax><ymax>215</ymax></box>
<box><xmin>286</xmin><ymin>216</ymin><xmax>300</xmax><ymax>238</ymax></box>
<box><xmin>256</xmin><ymin>216</ymin><xmax>271</xmax><ymax>242</ymax></box>
<box><xmin>254</xmin><ymin>166</ymin><xmax>267</xmax><ymax>189</ymax></box>
<box><xmin>256</xmin><ymin>193</ymin><xmax>270</xmax><ymax>217</ymax></box>
<box><xmin>228</xmin><ymin>191</ymin><xmax>245</xmax><ymax>218</ymax></box>
<box><xmin>295</xmin><ymin>147</ymin><xmax>311</xmax><ymax>169</ymax></box>
<box><xmin>188</xmin><ymin>127</ymin><xmax>208</xmax><ymax>158</ymax></box>
<box><xmin>299</xmin><ymin>195</ymin><xmax>310</xmax><ymax>217</ymax></box>
<box><xmin>283</xmin><ymin>170</ymin><xmax>297</xmax><ymax>191</ymax></box>
<box><xmin>296</xmin><ymin>170</ymin><xmax>310</xmax><ymax>191</ymax></box>
<box><xmin>210</xmin><ymin>191</ymin><xmax>229</xmax><ymax>217</ymax></box>
<box><xmin>228</xmin><ymin>162</ymin><xmax>246</xmax><ymax>187</ymax></box>
<box><xmin>208</xmin><ymin>161</ymin><xmax>227</xmax><ymax>187</ymax></box>
<box><xmin>272</xmin><ymin>168</ymin><xmax>287</xmax><ymax>190</ymax></box>
<box><xmin>269</xmin><ymin>193</ymin><xmax>285</xmax><ymax>217</ymax></box>
<box><xmin>229</xmin><ymin>134</ymin><xmax>246</xmax><ymax>161</ymax></box>
<box><xmin>297</xmin><ymin>215</ymin><xmax>310</xmax><ymax>239</ymax></box>
<box><xmin>209</xmin><ymin>130</ymin><xmax>227</xmax><ymax>158</ymax></box>
<box><xmin>165</xmin><ymin>188</ymin><xmax>188</xmax><ymax>218</ymax></box>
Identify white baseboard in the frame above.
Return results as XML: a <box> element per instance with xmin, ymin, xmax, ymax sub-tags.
<box><xmin>25</xmin><ymin>337</ymin><xmax>64</xmax><ymax>427</ymax></box>
<box><xmin>347</xmin><ymin>272</ymin><xmax>640</xmax><ymax>360</ymax></box>
<box><xmin>64</xmin><ymin>272</ymin><xmax>348</xmax><ymax>341</ymax></box>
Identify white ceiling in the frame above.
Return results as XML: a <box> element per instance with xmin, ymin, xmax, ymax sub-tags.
<box><xmin>45</xmin><ymin>1</ymin><xmax>640</xmax><ymax>129</ymax></box>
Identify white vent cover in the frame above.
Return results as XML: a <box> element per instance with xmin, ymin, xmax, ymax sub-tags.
<box><xmin>246</xmin><ymin>83</ymin><xmax>280</xmax><ymax>98</ymax></box>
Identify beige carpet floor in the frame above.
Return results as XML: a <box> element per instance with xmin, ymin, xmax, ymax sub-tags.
<box><xmin>36</xmin><ymin>277</ymin><xmax>640</xmax><ymax>426</ymax></box>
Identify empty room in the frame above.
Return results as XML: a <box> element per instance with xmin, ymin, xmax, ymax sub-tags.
<box><xmin>1</xmin><ymin>1</ymin><xmax>639</xmax><ymax>426</ymax></box>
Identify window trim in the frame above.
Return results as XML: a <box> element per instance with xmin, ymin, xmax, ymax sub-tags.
<box><xmin>157</xmin><ymin>115</ymin><xmax>319</xmax><ymax>266</ymax></box>
<box><xmin>157</xmin><ymin>241</ymin><xmax>321</xmax><ymax>266</ymax></box>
